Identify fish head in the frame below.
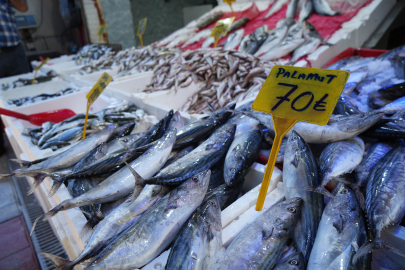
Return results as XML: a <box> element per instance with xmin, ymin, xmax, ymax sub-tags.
<box><xmin>336</xmin><ymin>111</ymin><xmax>384</xmax><ymax>134</ymax></box>
<box><xmin>200</xmin><ymin>195</ymin><xmax>222</xmax><ymax>232</ymax></box>
<box><xmin>163</xmin><ymin>109</ymin><xmax>175</xmax><ymax>131</ymax></box>
<box><xmin>277</xmin><ymin>252</ymin><xmax>305</xmax><ymax>270</ymax></box>
<box><xmin>168</xmin><ymin>111</ymin><xmax>184</xmax><ymax>130</ymax></box>
<box><xmin>329</xmin><ymin>183</ymin><xmax>359</xmax><ymax>220</ymax></box>
<box><xmin>179</xmin><ymin>169</ymin><xmax>211</xmax><ymax>205</ymax></box>
<box><xmin>211</xmin><ymin>103</ymin><xmax>236</xmax><ymax>123</ymax></box>
<box><xmin>263</xmin><ymin>198</ymin><xmax>303</xmax><ymax>240</ymax></box>
<box><xmin>285</xmin><ymin>131</ymin><xmax>310</xmax><ymax>168</ymax></box>
<box><xmin>113</xmin><ymin>122</ymin><xmax>136</xmax><ymax>138</ymax></box>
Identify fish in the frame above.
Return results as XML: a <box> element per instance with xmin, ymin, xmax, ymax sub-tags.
<box><xmin>223</xmin><ymin>124</ymin><xmax>262</xmax><ymax>186</ymax></box>
<box><xmin>202</xmin><ymin>37</ymin><xmax>215</xmax><ymax>48</ymax></box>
<box><xmin>302</xmin><ymin>20</ymin><xmax>332</xmax><ymax>46</ymax></box>
<box><xmin>45</xmin><ymin>126</ymin><xmax>83</xmax><ymax>145</ymax></box>
<box><xmin>286</xmin><ymin>0</ymin><xmax>299</xmax><ymax>19</ymax></box>
<box><xmin>167</xmin><ymin>30</ymin><xmax>198</xmax><ymax>48</ymax></box>
<box><xmin>276</xmin><ymin>18</ymin><xmax>297</xmax><ymax>29</ymax></box>
<box><xmin>229</xmin><ymin>18</ymin><xmax>249</xmax><ymax>32</ymax></box>
<box><xmin>378</xmin><ymin>96</ymin><xmax>405</xmax><ymax>114</ymax></box>
<box><xmin>255</xmin><ymin>26</ymin><xmax>288</xmax><ymax>57</ymax></box>
<box><xmin>353</xmin><ymin>146</ymin><xmax>405</xmax><ymax>263</ymax></box>
<box><xmin>260</xmin><ymin>37</ymin><xmax>306</xmax><ymax>61</ymax></box>
<box><xmin>283</xmin><ymin>131</ymin><xmax>323</xmax><ymax>264</ymax></box>
<box><xmin>298</xmin><ymin>0</ymin><xmax>313</xmax><ymax>22</ymax></box>
<box><xmin>210</xmin><ymin>198</ymin><xmax>303</xmax><ymax>270</ymax></box>
<box><xmin>333</xmin><ymin>94</ymin><xmax>361</xmax><ymax>115</ymax></box>
<box><xmin>325</xmin><ymin>56</ymin><xmax>362</xmax><ymax>70</ymax></box>
<box><xmin>341</xmin><ymin>57</ymin><xmax>376</xmax><ymax>72</ymax></box>
<box><xmin>41</xmin><ymin>141</ymin><xmax>71</xmax><ymax>150</ymax></box>
<box><xmin>254</xmin><ymin>25</ymin><xmax>269</xmax><ymax>47</ymax></box>
<box><xmin>369</xmin><ymin>92</ymin><xmax>392</xmax><ymax>110</ymax></box>
<box><xmin>206</xmin><ymin>181</ymin><xmax>244</xmax><ymax>210</ymax></box>
<box><xmin>312</xmin><ymin>0</ymin><xmax>341</xmax><ymax>16</ymax></box>
<box><xmin>224</xmin><ymin>29</ymin><xmax>245</xmax><ymax>50</ymax></box>
<box><xmin>307</xmin><ymin>184</ymin><xmax>370</xmax><ymax>269</ymax></box>
<box><xmin>264</xmin><ymin>0</ymin><xmax>289</xmax><ymax>20</ymax></box>
<box><xmin>288</xmin><ymin>37</ymin><xmax>320</xmax><ymax>64</ymax></box>
<box><xmin>238</xmin><ymin>34</ymin><xmax>259</xmax><ymax>55</ymax></box>
<box><xmin>163</xmin><ymin>146</ymin><xmax>195</xmax><ymax>168</ymax></box>
<box><xmin>158</xmin><ymin>27</ymin><xmax>199</xmax><ymax>47</ymax></box>
<box><xmin>182</xmin><ymin>28</ymin><xmax>213</xmax><ymax>47</ymax></box>
<box><xmin>165</xmin><ymin>195</ymin><xmax>222</xmax><ymax>270</ymax></box>
<box><xmin>305</xmin><ymin>137</ymin><xmax>364</xmax><ymax>199</ymax></box>
<box><xmin>136</xmin><ymin>124</ymin><xmax>236</xmax><ymax>186</ymax></box>
<box><xmin>378</xmin><ymin>82</ymin><xmax>405</xmax><ymax>100</ymax></box>
<box><xmin>355</xmin><ymin>143</ymin><xmax>393</xmax><ymax>188</ymax></box>
<box><xmin>85</xmin><ymin>170</ymin><xmax>210</xmax><ymax>269</ymax></box>
<box><xmin>110</xmin><ymin>122</ymin><xmax>135</xmax><ymax>138</ymax></box>
<box><xmin>196</xmin><ymin>12</ymin><xmax>223</xmax><ymax>29</ymax></box>
<box><xmin>273</xmin><ymin>252</ymin><xmax>305</xmax><ymax>270</ymax></box>
<box><xmin>284</xmin><ymin>23</ymin><xmax>303</xmax><ymax>40</ymax></box>
<box><xmin>32</xmin><ymin>128</ymin><xmax>177</xmax><ymax>229</ymax></box>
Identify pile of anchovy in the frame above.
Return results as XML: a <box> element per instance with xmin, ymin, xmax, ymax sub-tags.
<box><xmin>8</xmin><ymin>87</ymin><xmax>80</xmax><ymax>107</ymax></box>
<box><xmin>144</xmin><ymin>47</ymin><xmax>276</xmax><ymax>114</ymax></box>
<box><xmin>74</xmin><ymin>44</ymin><xmax>114</xmax><ymax>66</ymax></box>
<box><xmin>22</xmin><ymin>100</ymin><xmax>146</xmax><ymax>151</ymax></box>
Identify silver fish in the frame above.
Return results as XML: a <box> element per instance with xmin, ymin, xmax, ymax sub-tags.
<box><xmin>85</xmin><ymin>170</ymin><xmax>210</xmax><ymax>269</ymax></box>
<box><xmin>312</xmin><ymin>0</ymin><xmax>340</xmax><ymax>16</ymax></box>
<box><xmin>302</xmin><ymin>20</ymin><xmax>332</xmax><ymax>46</ymax></box>
<box><xmin>238</xmin><ymin>34</ymin><xmax>259</xmax><ymax>55</ymax></box>
<box><xmin>354</xmin><ymin>142</ymin><xmax>393</xmax><ymax>188</ymax></box>
<box><xmin>224</xmin><ymin>29</ymin><xmax>244</xmax><ymax>50</ymax></box>
<box><xmin>196</xmin><ymin>12</ymin><xmax>223</xmax><ymax>29</ymax></box>
<box><xmin>325</xmin><ymin>55</ymin><xmax>362</xmax><ymax>70</ymax></box>
<box><xmin>283</xmin><ymin>131</ymin><xmax>323</xmax><ymax>263</ymax></box>
<box><xmin>378</xmin><ymin>96</ymin><xmax>405</xmax><ymax>114</ymax></box>
<box><xmin>255</xmin><ymin>26</ymin><xmax>288</xmax><ymax>57</ymax></box>
<box><xmin>229</xmin><ymin>17</ymin><xmax>249</xmax><ymax>32</ymax></box>
<box><xmin>307</xmin><ymin>184</ymin><xmax>369</xmax><ymax>269</ymax></box>
<box><xmin>341</xmin><ymin>57</ymin><xmax>376</xmax><ymax>72</ymax></box>
<box><xmin>289</xmin><ymin>37</ymin><xmax>320</xmax><ymax>64</ymax></box>
<box><xmin>254</xmin><ymin>25</ymin><xmax>269</xmax><ymax>47</ymax></box>
<box><xmin>286</xmin><ymin>0</ymin><xmax>299</xmax><ymax>19</ymax></box>
<box><xmin>166</xmin><ymin>195</ymin><xmax>222</xmax><ymax>270</ymax></box>
<box><xmin>273</xmin><ymin>252</ymin><xmax>305</xmax><ymax>270</ymax></box>
<box><xmin>276</xmin><ymin>18</ymin><xmax>297</xmax><ymax>29</ymax></box>
<box><xmin>46</xmin><ymin>126</ymin><xmax>83</xmax><ymax>144</ymax></box>
<box><xmin>210</xmin><ymin>198</ymin><xmax>303</xmax><ymax>270</ymax></box>
<box><xmin>202</xmin><ymin>37</ymin><xmax>215</xmax><ymax>48</ymax></box>
<box><xmin>353</xmin><ymin>146</ymin><xmax>405</xmax><ymax>263</ymax></box>
<box><xmin>260</xmin><ymin>38</ymin><xmax>305</xmax><ymax>61</ymax></box>
<box><xmin>264</xmin><ymin>0</ymin><xmax>289</xmax><ymax>19</ymax></box>
<box><xmin>182</xmin><ymin>28</ymin><xmax>213</xmax><ymax>47</ymax></box>
<box><xmin>298</xmin><ymin>0</ymin><xmax>313</xmax><ymax>22</ymax></box>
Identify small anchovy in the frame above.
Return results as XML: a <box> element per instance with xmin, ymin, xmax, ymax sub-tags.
<box><xmin>274</xmin><ymin>252</ymin><xmax>305</xmax><ymax>270</ymax></box>
<box><xmin>298</xmin><ymin>0</ymin><xmax>313</xmax><ymax>22</ymax></box>
<box><xmin>354</xmin><ymin>142</ymin><xmax>393</xmax><ymax>188</ymax></box>
<box><xmin>166</xmin><ymin>195</ymin><xmax>222</xmax><ymax>270</ymax></box>
<box><xmin>210</xmin><ymin>198</ymin><xmax>303</xmax><ymax>270</ymax></box>
<box><xmin>312</xmin><ymin>0</ymin><xmax>341</xmax><ymax>16</ymax></box>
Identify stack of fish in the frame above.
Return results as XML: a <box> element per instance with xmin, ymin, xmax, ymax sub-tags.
<box><xmin>22</xmin><ymin>100</ymin><xmax>146</xmax><ymax>151</ymax></box>
<box><xmin>1</xmin><ymin>71</ymin><xmax>57</xmax><ymax>91</ymax></box>
<box><xmin>74</xmin><ymin>44</ymin><xmax>114</xmax><ymax>65</ymax></box>
<box><xmin>7</xmin><ymin>87</ymin><xmax>80</xmax><ymax>107</ymax></box>
<box><xmin>6</xmin><ymin>85</ymin><xmax>405</xmax><ymax>269</ymax></box>
<box><xmin>143</xmin><ymin>47</ymin><xmax>276</xmax><ymax>114</ymax></box>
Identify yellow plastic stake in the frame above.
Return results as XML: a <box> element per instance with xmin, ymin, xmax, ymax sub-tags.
<box><xmin>137</xmin><ymin>18</ymin><xmax>147</xmax><ymax>47</ymax></box>
<box><xmin>82</xmin><ymin>72</ymin><xmax>113</xmax><ymax>140</ymax></box>
<box><xmin>210</xmin><ymin>16</ymin><xmax>235</xmax><ymax>48</ymax></box>
<box><xmin>224</xmin><ymin>0</ymin><xmax>236</xmax><ymax>16</ymax></box>
<box><xmin>97</xmin><ymin>24</ymin><xmax>108</xmax><ymax>46</ymax></box>
<box><xmin>31</xmin><ymin>57</ymin><xmax>50</xmax><ymax>85</ymax></box>
<box><xmin>251</xmin><ymin>65</ymin><xmax>350</xmax><ymax>211</ymax></box>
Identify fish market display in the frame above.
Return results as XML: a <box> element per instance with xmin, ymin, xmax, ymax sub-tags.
<box><xmin>1</xmin><ymin>70</ymin><xmax>57</xmax><ymax>91</ymax></box>
<box><xmin>21</xmin><ymin>100</ymin><xmax>146</xmax><ymax>151</ymax></box>
<box><xmin>7</xmin><ymin>87</ymin><xmax>80</xmax><ymax>107</ymax></box>
<box><xmin>74</xmin><ymin>44</ymin><xmax>114</xmax><ymax>65</ymax></box>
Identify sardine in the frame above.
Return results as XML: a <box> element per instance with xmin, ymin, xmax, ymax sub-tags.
<box><xmin>166</xmin><ymin>195</ymin><xmax>222</xmax><ymax>270</ymax></box>
<box><xmin>210</xmin><ymin>198</ymin><xmax>303</xmax><ymax>270</ymax></box>
<box><xmin>298</xmin><ymin>0</ymin><xmax>313</xmax><ymax>22</ymax></box>
<box><xmin>286</xmin><ymin>0</ymin><xmax>299</xmax><ymax>19</ymax></box>
<box><xmin>354</xmin><ymin>142</ymin><xmax>393</xmax><ymax>188</ymax></box>
<box><xmin>224</xmin><ymin>29</ymin><xmax>244</xmax><ymax>50</ymax></box>
<box><xmin>85</xmin><ymin>170</ymin><xmax>210</xmax><ymax>269</ymax></box>
<box><xmin>312</xmin><ymin>0</ymin><xmax>340</xmax><ymax>16</ymax></box>
<box><xmin>283</xmin><ymin>131</ymin><xmax>323</xmax><ymax>264</ymax></box>
<box><xmin>307</xmin><ymin>184</ymin><xmax>369</xmax><ymax>269</ymax></box>
<box><xmin>353</xmin><ymin>146</ymin><xmax>405</xmax><ymax>263</ymax></box>
<box><xmin>289</xmin><ymin>37</ymin><xmax>320</xmax><ymax>64</ymax></box>
<box><xmin>264</xmin><ymin>0</ymin><xmax>289</xmax><ymax>20</ymax></box>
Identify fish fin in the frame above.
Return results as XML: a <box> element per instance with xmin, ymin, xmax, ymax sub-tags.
<box><xmin>333</xmin><ymin>177</ymin><xmax>366</xmax><ymax>210</ymax></box>
<box><xmin>353</xmin><ymin>238</ymin><xmax>405</xmax><ymax>264</ymax></box>
<box><xmin>296</xmin><ymin>185</ymin><xmax>334</xmax><ymax>198</ymax></box>
<box><xmin>48</xmin><ymin>180</ymin><xmax>64</xmax><ymax>197</ymax></box>
<box><xmin>124</xmin><ymin>162</ymin><xmax>146</xmax><ymax>203</ymax></box>
<box><xmin>262</xmin><ymin>226</ymin><xmax>274</xmax><ymax>240</ymax></box>
<box><xmin>333</xmin><ymin>215</ymin><xmax>344</xmax><ymax>233</ymax></box>
<box><xmin>27</xmin><ymin>173</ymin><xmax>47</xmax><ymax>195</ymax></box>
<box><xmin>10</xmin><ymin>159</ymin><xmax>32</xmax><ymax>168</ymax></box>
<box><xmin>41</xmin><ymin>253</ymin><xmax>73</xmax><ymax>270</ymax></box>
<box><xmin>79</xmin><ymin>220</ymin><xmax>96</xmax><ymax>240</ymax></box>
<box><xmin>31</xmin><ymin>200</ymin><xmax>69</xmax><ymax>235</ymax></box>
<box><xmin>0</xmin><ymin>173</ymin><xmax>14</xmax><ymax>179</ymax></box>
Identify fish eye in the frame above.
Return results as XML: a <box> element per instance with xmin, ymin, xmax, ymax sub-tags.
<box><xmin>209</xmin><ymin>201</ymin><xmax>216</xmax><ymax>207</ymax></box>
<box><xmin>289</xmin><ymin>259</ymin><xmax>298</xmax><ymax>265</ymax></box>
<box><xmin>192</xmin><ymin>177</ymin><xmax>199</xmax><ymax>182</ymax></box>
<box><xmin>230</xmin><ymin>168</ymin><xmax>236</xmax><ymax>172</ymax></box>
<box><xmin>341</xmin><ymin>189</ymin><xmax>348</xmax><ymax>194</ymax></box>
<box><xmin>288</xmin><ymin>207</ymin><xmax>296</xmax><ymax>213</ymax></box>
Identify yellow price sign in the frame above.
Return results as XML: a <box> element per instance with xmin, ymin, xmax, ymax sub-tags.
<box><xmin>210</xmin><ymin>16</ymin><xmax>235</xmax><ymax>48</ymax></box>
<box><xmin>98</xmin><ymin>24</ymin><xmax>108</xmax><ymax>45</ymax></box>
<box><xmin>137</xmin><ymin>18</ymin><xmax>147</xmax><ymax>47</ymax></box>
<box><xmin>223</xmin><ymin>0</ymin><xmax>236</xmax><ymax>16</ymax></box>
<box><xmin>83</xmin><ymin>72</ymin><xmax>113</xmax><ymax>140</ymax></box>
<box><xmin>252</xmin><ymin>65</ymin><xmax>349</xmax><ymax>211</ymax></box>
<box><xmin>31</xmin><ymin>57</ymin><xmax>50</xmax><ymax>85</ymax></box>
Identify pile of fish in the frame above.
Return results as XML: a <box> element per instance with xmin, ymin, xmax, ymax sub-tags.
<box><xmin>1</xmin><ymin>71</ymin><xmax>57</xmax><ymax>91</ymax></box>
<box><xmin>144</xmin><ymin>47</ymin><xmax>276</xmax><ymax>114</ymax></box>
<box><xmin>7</xmin><ymin>87</ymin><xmax>80</xmax><ymax>107</ymax></box>
<box><xmin>21</xmin><ymin>100</ymin><xmax>146</xmax><ymax>151</ymax></box>
<box><xmin>74</xmin><ymin>44</ymin><xmax>114</xmax><ymax>66</ymax></box>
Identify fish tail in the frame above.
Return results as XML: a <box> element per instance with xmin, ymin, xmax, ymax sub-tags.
<box><xmin>31</xmin><ymin>200</ymin><xmax>70</xmax><ymax>235</ymax></box>
<box><xmin>353</xmin><ymin>238</ymin><xmax>405</xmax><ymax>263</ymax></box>
<box><xmin>41</xmin><ymin>252</ymin><xmax>73</xmax><ymax>270</ymax></box>
<box><xmin>10</xmin><ymin>158</ymin><xmax>32</xmax><ymax>168</ymax></box>
<box><xmin>124</xmin><ymin>162</ymin><xmax>146</xmax><ymax>202</ymax></box>
<box><xmin>27</xmin><ymin>173</ymin><xmax>47</xmax><ymax>195</ymax></box>
<box><xmin>297</xmin><ymin>185</ymin><xmax>334</xmax><ymax>198</ymax></box>
<box><xmin>0</xmin><ymin>173</ymin><xmax>15</xmax><ymax>179</ymax></box>
<box><xmin>48</xmin><ymin>180</ymin><xmax>64</xmax><ymax>197</ymax></box>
